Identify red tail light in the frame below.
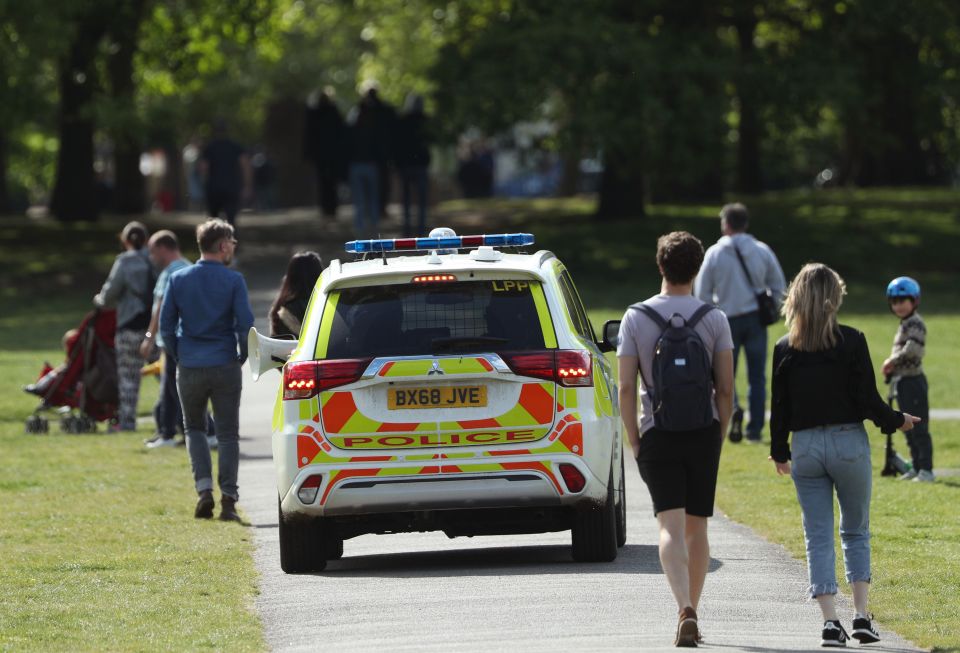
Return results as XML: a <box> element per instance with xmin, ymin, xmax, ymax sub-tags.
<box><xmin>283</xmin><ymin>358</ymin><xmax>372</xmax><ymax>400</ymax></box>
<box><xmin>500</xmin><ymin>350</ymin><xmax>593</xmax><ymax>387</ymax></box>
<box><xmin>297</xmin><ymin>474</ymin><xmax>323</xmax><ymax>504</ymax></box>
<box><xmin>558</xmin><ymin>463</ymin><xmax>586</xmax><ymax>493</ymax></box>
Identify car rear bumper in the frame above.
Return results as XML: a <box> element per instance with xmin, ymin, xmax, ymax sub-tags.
<box><xmin>280</xmin><ymin>457</ymin><xmax>606</xmax><ymax>518</ymax></box>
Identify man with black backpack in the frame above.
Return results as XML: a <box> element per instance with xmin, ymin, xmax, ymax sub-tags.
<box><xmin>617</xmin><ymin>231</ymin><xmax>734</xmax><ymax>647</ymax></box>
<box><xmin>695</xmin><ymin>202</ymin><xmax>785</xmax><ymax>444</ymax></box>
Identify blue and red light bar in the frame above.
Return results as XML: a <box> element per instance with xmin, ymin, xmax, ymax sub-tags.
<box><xmin>344</xmin><ymin>233</ymin><xmax>535</xmax><ymax>254</ymax></box>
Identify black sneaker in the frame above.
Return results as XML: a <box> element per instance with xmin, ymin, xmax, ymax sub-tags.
<box><xmin>728</xmin><ymin>407</ymin><xmax>744</xmax><ymax>443</ymax></box>
<box><xmin>851</xmin><ymin>614</ymin><xmax>880</xmax><ymax>644</ymax></box>
<box><xmin>821</xmin><ymin>620</ymin><xmax>849</xmax><ymax>647</ymax></box>
<box><xmin>194</xmin><ymin>490</ymin><xmax>215</xmax><ymax>519</ymax></box>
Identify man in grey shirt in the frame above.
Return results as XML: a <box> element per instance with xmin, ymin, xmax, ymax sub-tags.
<box><xmin>694</xmin><ymin>203</ymin><xmax>786</xmax><ymax>443</ymax></box>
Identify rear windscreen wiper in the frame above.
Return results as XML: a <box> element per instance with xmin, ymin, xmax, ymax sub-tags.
<box><xmin>430</xmin><ymin>336</ymin><xmax>509</xmax><ymax>352</ymax></box>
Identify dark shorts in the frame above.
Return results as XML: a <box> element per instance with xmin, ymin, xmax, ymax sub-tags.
<box><xmin>636</xmin><ymin>420</ymin><xmax>722</xmax><ymax>517</ymax></box>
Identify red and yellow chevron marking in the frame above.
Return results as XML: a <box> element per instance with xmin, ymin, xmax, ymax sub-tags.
<box><xmin>315</xmin><ymin>382</ymin><xmax>557</xmax><ymax>449</ymax></box>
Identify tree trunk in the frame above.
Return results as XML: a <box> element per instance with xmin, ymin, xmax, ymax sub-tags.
<box><xmin>262</xmin><ymin>96</ymin><xmax>314</xmax><ymax>208</ymax></box>
<box><xmin>108</xmin><ymin>0</ymin><xmax>147</xmax><ymax>214</ymax></box>
<box><xmin>734</xmin><ymin>14</ymin><xmax>762</xmax><ymax>194</ymax></box>
<box><xmin>50</xmin><ymin>20</ymin><xmax>105</xmax><ymax>222</ymax></box>
<box><xmin>0</xmin><ymin>133</ymin><xmax>9</xmax><ymax>214</ymax></box>
<box><xmin>596</xmin><ymin>149</ymin><xmax>644</xmax><ymax>220</ymax></box>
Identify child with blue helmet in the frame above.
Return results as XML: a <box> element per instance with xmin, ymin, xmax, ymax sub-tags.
<box><xmin>882</xmin><ymin>276</ymin><xmax>934</xmax><ymax>482</ymax></box>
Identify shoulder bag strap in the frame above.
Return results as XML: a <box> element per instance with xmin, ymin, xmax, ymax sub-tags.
<box><xmin>731</xmin><ymin>242</ymin><xmax>759</xmax><ymax>290</ymax></box>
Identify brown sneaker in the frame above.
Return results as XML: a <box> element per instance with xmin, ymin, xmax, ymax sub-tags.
<box><xmin>219</xmin><ymin>495</ymin><xmax>242</xmax><ymax>522</ymax></box>
<box><xmin>194</xmin><ymin>490</ymin><xmax>215</xmax><ymax>519</ymax></box>
<box><xmin>675</xmin><ymin>606</ymin><xmax>699</xmax><ymax>648</ymax></box>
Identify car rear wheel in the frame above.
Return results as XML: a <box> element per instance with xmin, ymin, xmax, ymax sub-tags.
<box><xmin>615</xmin><ymin>449</ymin><xmax>627</xmax><ymax>548</ymax></box>
<box><xmin>571</xmin><ymin>464</ymin><xmax>618</xmax><ymax>562</ymax></box>
<box><xmin>278</xmin><ymin>498</ymin><xmax>333</xmax><ymax>573</ymax></box>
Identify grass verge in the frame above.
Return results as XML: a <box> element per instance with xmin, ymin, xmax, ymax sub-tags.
<box><xmin>715</xmin><ymin>421</ymin><xmax>960</xmax><ymax>652</ymax></box>
<box><xmin>0</xmin><ymin>295</ymin><xmax>264</xmax><ymax>652</ymax></box>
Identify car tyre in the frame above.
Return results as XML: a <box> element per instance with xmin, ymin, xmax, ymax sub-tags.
<box><xmin>325</xmin><ymin>534</ymin><xmax>344</xmax><ymax>560</ymax></box>
<box><xmin>615</xmin><ymin>449</ymin><xmax>627</xmax><ymax>548</ymax></box>
<box><xmin>571</xmin><ymin>464</ymin><xmax>618</xmax><ymax>562</ymax></box>
<box><xmin>278</xmin><ymin>497</ymin><xmax>328</xmax><ymax>574</ymax></box>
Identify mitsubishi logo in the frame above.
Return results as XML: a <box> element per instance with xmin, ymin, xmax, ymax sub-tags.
<box><xmin>428</xmin><ymin>360</ymin><xmax>444</xmax><ymax>375</ymax></box>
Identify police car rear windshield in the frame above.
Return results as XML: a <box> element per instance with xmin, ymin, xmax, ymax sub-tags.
<box><xmin>326</xmin><ymin>280</ymin><xmax>547</xmax><ymax>358</ymax></box>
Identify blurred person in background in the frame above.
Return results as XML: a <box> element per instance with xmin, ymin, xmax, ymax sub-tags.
<box><xmin>396</xmin><ymin>93</ymin><xmax>431</xmax><ymax>237</ymax></box>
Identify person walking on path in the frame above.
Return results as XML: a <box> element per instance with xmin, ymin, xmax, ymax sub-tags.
<box><xmin>617</xmin><ymin>231</ymin><xmax>734</xmax><ymax>647</ymax></box>
<box><xmin>882</xmin><ymin>276</ymin><xmax>934</xmax><ymax>482</ymax></box>
<box><xmin>141</xmin><ymin>230</ymin><xmax>191</xmax><ymax>448</ymax></box>
<box><xmin>201</xmin><ymin>119</ymin><xmax>252</xmax><ymax>231</ymax></box>
<box><xmin>303</xmin><ymin>87</ymin><xmax>347</xmax><ymax>218</ymax></box>
<box><xmin>769</xmin><ymin>263</ymin><xmax>920</xmax><ymax>647</ymax></box>
<box><xmin>160</xmin><ymin>219</ymin><xmax>254</xmax><ymax>521</ymax></box>
<box><xmin>347</xmin><ymin>82</ymin><xmax>389</xmax><ymax>238</ymax></box>
<box><xmin>94</xmin><ymin>221</ymin><xmax>152</xmax><ymax>432</ymax></box>
<box><xmin>269</xmin><ymin>251</ymin><xmax>323</xmax><ymax>339</ymax></box>
<box><xmin>695</xmin><ymin>202</ymin><xmax>785</xmax><ymax>443</ymax></box>
<box><xmin>396</xmin><ymin>93</ymin><xmax>431</xmax><ymax>237</ymax></box>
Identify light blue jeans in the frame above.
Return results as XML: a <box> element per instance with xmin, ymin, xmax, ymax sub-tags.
<box><xmin>791</xmin><ymin>423</ymin><xmax>872</xmax><ymax>598</ymax></box>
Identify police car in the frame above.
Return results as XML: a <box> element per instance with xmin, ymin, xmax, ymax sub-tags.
<box><xmin>249</xmin><ymin>230</ymin><xmax>624</xmax><ymax>573</ymax></box>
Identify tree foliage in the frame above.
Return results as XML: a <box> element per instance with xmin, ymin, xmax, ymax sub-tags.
<box><xmin>2</xmin><ymin>0</ymin><xmax>960</xmax><ymax>218</ymax></box>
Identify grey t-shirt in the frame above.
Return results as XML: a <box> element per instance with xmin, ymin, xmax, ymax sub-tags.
<box><xmin>617</xmin><ymin>294</ymin><xmax>734</xmax><ymax>434</ymax></box>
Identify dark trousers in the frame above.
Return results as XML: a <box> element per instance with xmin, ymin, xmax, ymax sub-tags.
<box><xmin>155</xmin><ymin>350</ymin><xmax>183</xmax><ymax>437</ymax></box>
<box><xmin>401</xmin><ymin>166</ymin><xmax>428</xmax><ymax>237</ymax></box>
<box><xmin>315</xmin><ymin>165</ymin><xmax>339</xmax><ymax>217</ymax></box>
<box><xmin>177</xmin><ymin>362</ymin><xmax>242</xmax><ymax>499</ymax></box>
<box><xmin>897</xmin><ymin>374</ymin><xmax>933</xmax><ymax>471</ymax></box>
<box><xmin>728</xmin><ymin>311</ymin><xmax>768</xmax><ymax>440</ymax></box>
<box><xmin>206</xmin><ymin>189</ymin><xmax>240</xmax><ymax>227</ymax></box>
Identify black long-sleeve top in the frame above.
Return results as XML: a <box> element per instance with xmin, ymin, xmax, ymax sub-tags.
<box><xmin>770</xmin><ymin>325</ymin><xmax>904</xmax><ymax>463</ymax></box>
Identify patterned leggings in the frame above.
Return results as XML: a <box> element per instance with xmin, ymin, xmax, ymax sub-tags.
<box><xmin>115</xmin><ymin>329</ymin><xmax>145</xmax><ymax>430</ymax></box>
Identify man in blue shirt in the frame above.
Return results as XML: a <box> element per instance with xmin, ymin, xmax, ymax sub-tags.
<box><xmin>160</xmin><ymin>219</ymin><xmax>254</xmax><ymax>521</ymax></box>
<box><xmin>142</xmin><ymin>230</ymin><xmax>192</xmax><ymax>448</ymax></box>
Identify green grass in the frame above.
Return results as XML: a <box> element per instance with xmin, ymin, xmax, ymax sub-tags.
<box><xmin>0</xmin><ymin>295</ymin><xmax>264</xmax><ymax>652</ymax></box>
<box><xmin>716</xmin><ymin>422</ymin><xmax>960</xmax><ymax>651</ymax></box>
<box><xmin>3</xmin><ymin>190</ymin><xmax>959</xmax><ymax>649</ymax></box>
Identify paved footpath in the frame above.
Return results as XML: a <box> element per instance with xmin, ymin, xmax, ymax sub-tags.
<box><xmin>226</xmin><ymin>209</ymin><xmax>925</xmax><ymax>653</ymax></box>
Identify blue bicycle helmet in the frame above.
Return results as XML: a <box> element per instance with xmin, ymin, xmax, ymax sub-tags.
<box><xmin>886</xmin><ymin>276</ymin><xmax>921</xmax><ymax>299</ymax></box>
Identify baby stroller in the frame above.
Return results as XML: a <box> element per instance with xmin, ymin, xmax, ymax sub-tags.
<box><xmin>24</xmin><ymin>309</ymin><xmax>118</xmax><ymax>434</ymax></box>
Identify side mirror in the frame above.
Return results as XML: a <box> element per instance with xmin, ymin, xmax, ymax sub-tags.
<box><xmin>248</xmin><ymin>327</ymin><xmax>297</xmax><ymax>381</ymax></box>
<box><xmin>599</xmin><ymin>320</ymin><xmax>621</xmax><ymax>353</ymax></box>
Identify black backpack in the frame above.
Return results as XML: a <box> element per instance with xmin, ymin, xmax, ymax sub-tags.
<box><xmin>630</xmin><ymin>302</ymin><xmax>716</xmax><ymax>432</ymax></box>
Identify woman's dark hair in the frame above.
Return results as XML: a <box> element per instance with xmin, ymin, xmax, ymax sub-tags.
<box><xmin>656</xmin><ymin>231</ymin><xmax>704</xmax><ymax>285</ymax></box>
<box><xmin>269</xmin><ymin>252</ymin><xmax>323</xmax><ymax>334</ymax></box>
<box><xmin>121</xmin><ymin>221</ymin><xmax>149</xmax><ymax>250</ymax></box>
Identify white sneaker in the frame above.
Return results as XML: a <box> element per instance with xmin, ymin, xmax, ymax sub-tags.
<box><xmin>898</xmin><ymin>469</ymin><xmax>918</xmax><ymax>481</ymax></box>
<box><xmin>207</xmin><ymin>435</ymin><xmax>218</xmax><ymax>449</ymax></box>
<box><xmin>913</xmin><ymin>469</ymin><xmax>936</xmax><ymax>483</ymax></box>
<box><xmin>146</xmin><ymin>437</ymin><xmax>178</xmax><ymax>449</ymax></box>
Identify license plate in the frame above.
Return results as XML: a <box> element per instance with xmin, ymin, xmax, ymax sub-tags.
<box><xmin>388</xmin><ymin>385</ymin><xmax>487</xmax><ymax>410</ymax></box>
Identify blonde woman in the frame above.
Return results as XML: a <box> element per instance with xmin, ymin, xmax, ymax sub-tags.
<box><xmin>770</xmin><ymin>263</ymin><xmax>919</xmax><ymax>647</ymax></box>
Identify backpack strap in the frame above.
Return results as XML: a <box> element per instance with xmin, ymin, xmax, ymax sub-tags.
<box><xmin>685</xmin><ymin>303</ymin><xmax>716</xmax><ymax>329</ymax></box>
<box><xmin>629</xmin><ymin>302</ymin><xmax>669</xmax><ymax>330</ymax></box>
<box><xmin>630</xmin><ymin>302</ymin><xmax>714</xmax><ymax>329</ymax></box>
